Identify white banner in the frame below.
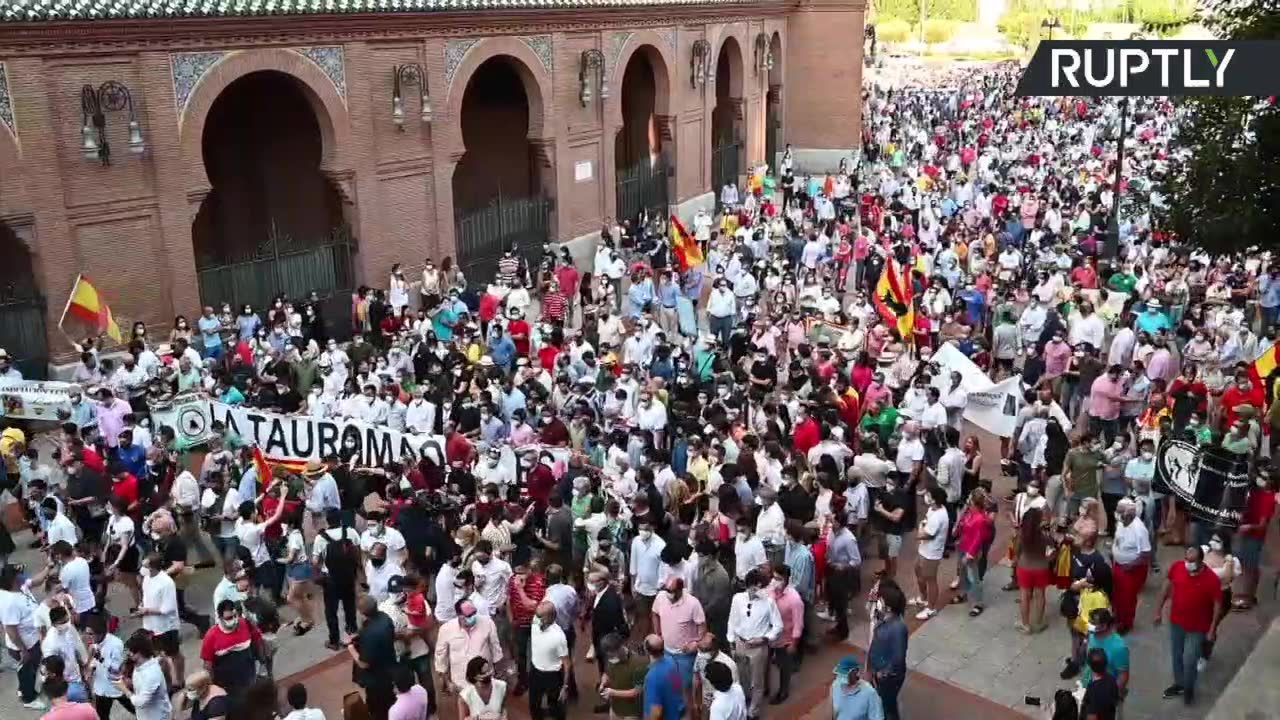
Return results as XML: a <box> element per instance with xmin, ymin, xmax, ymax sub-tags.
<box><xmin>152</xmin><ymin>397</ymin><xmax>446</xmax><ymax>467</ymax></box>
<box><xmin>929</xmin><ymin>343</ymin><xmax>1073</xmax><ymax>438</ymax></box>
<box><xmin>0</xmin><ymin>380</ymin><xmax>78</xmax><ymax>421</ymax></box>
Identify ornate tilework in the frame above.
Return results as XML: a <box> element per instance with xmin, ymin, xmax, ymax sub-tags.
<box><xmin>445</xmin><ymin>39</ymin><xmax>480</xmax><ymax>84</ymax></box>
<box><xmin>608</xmin><ymin>31</ymin><xmax>633</xmax><ymax>75</ymax></box>
<box><xmin>170</xmin><ymin>51</ymin><xmax>226</xmax><ymax>114</ymax></box>
<box><xmin>0</xmin><ymin>62</ymin><xmax>14</xmax><ymax>137</ymax></box>
<box><xmin>655</xmin><ymin>27</ymin><xmax>676</xmax><ymax>51</ymax></box>
<box><xmin>521</xmin><ymin>34</ymin><xmax>553</xmax><ymax>72</ymax></box>
<box><xmin>295</xmin><ymin>46</ymin><xmax>347</xmax><ymax>101</ymax></box>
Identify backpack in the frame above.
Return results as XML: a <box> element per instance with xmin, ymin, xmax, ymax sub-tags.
<box><xmin>324</xmin><ymin>526</ymin><xmax>359</xmax><ymax>580</ymax></box>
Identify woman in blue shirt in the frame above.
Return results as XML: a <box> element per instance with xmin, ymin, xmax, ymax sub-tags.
<box><xmin>867</xmin><ymin>581</ymin><xmax>908</xmax><ymax>720</ymax></box>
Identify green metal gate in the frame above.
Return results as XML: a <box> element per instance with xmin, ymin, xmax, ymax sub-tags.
<box><xmin>615</xmin><ymin>159</ymin><xmax>669</xmax><ymax>225</ymax></box>
<box><xmin>454</xmin><ymin>196</ymin><xmax>552</xmax><ymax>285</ymax></box>
<box><xmin>0</xmin><ymin>293</ymin><xmax>48</xmax><ymax>380</ymax></box>
<box><xmin>712</xmin><ymin>142</ymin><xmax>742</xmax><ymax>199</ymax></box>
<box><xmin>196</xmin><ymin>222</ymin><xmax>357</xmax><ymax>340</ymax></box>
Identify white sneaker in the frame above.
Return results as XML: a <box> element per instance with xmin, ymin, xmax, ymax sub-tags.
<box><xmin>23</xmin><ymin>699</ymin><xmax>48</xmax><ymax>710</ymax></box>
<box><xmin>914</xmin><ymin>608</ymin><xmax>937</xmax><ymax>621</ymax></box>
<box><xmin>1197</xmin><ymin>658</ymin><xmax>1209</xmax><ymax>673</ymax></box>
<box><xmin>908</xmin><ymin>596</ymin><xmax>926</xmax><ymax>607</ymax></box>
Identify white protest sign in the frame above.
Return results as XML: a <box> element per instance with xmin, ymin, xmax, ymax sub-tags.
<box><xmin>928</xmin><ymin>343</ymin><xmax>1072</xmax><ymax>438</ymax></box>
<box><xmin>0</xmin><ymin>380</ymin><xmax>79</xmax><ymax>421</ymax></box>
<box><xmin>151</xmin><ymin>397</ymin><xmax>447</xmax><ymax>467</ymax></box>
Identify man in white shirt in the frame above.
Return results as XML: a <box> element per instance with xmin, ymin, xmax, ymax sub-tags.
<box><xmin>706</xmin><ymin>281</ymin><xmax>737</xmax><ymax>347</ymax></box>
<box><xmin>1068</xmin><ymin>301</ymin><xmax>1106</xmax><ymax>351</ymax></box>
<box><xmin>0</xmin><ymin>565</ymin><xmax>43</xmax><ymax>708</ymax></box>
<box><xmin>913</xmin><ymin>488</ymin><xmax>950</xmax><ymax>621</ymax></box>
<box><xmin>1110</xmin><ymin>499</ymin><xmax>1151</xmax><ymax>634</ymax></box>
<box><xmin>732</xmin><ymin>517</ymin><xmax>768</xmax><ymax>583</ymax></box>
<box><xmin>404</xmin><ymin>387</ymin><xmax>437</xmax><ymax>435</ymax></box>
<box><xmin>629</xmin><ymin>519</ymin><xmax>666</xmax><ymax>630</ymax></box>
<box><xmin>754</xmin><ymin>489</ymin><xmax>786</xmax><ymax>562</ymax></box>
<box><xmin>41</xmin><ymin>605</ymin><xmax>89</xmax><ymax>693</ymax></box>
<box><xmin>704</xmin><ymin>661</ymin><xmax>747</xmax><ymax>720</ymax></box>
<box><xmin>529</xmin><ymin>601</ymin><xmax>572</xmax><ymax>719</ymax></box>
<box><xmin>725</xmin><ymin>570</ymin><xmax>782</xmax><ymax>719</ymax></box>
<box><xmin>135</xmin><ymin>552</ymin><xmax>183</xmax><ymax>687</ymax></box>
<box><xmin>433</xmin><ymin>556</ymin><xmax>461</xmax><ymax>623</ymax></box>
<box><xmin>361</xmin><ymin>513</ymin><xmax>408</xmax><ymax>567</ymax></box>
<box><xmin>123</xmin><ymin>631</ymin><xmax>173</xmax><ymax>720</ymax></box>
<box><xmin>50</xmin><ymin>541</ymin><xmax>96</xmax><ymax>619</ymax></box>
<box><xmin>42</xmin><ymin>501</ymin><xmax>79</xmax><ymax>548</ymax></box>
<box><xmin>940</xmin><ymin>372</ymin><xmax>969</xmax><ymax>429</ymax></box>
<box><xmin>364</xmin><ymin>542</ymin><xmax>404</xmax><ymax>602</ymax></box>
<box><xmin>470</xmin><ymin>540</ymin><xmax>513</xmax><ymax>637</ymax></box>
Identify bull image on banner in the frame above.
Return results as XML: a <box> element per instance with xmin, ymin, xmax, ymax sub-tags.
<box><xmin>1153</xmin><ymin>438</ymin><xmax>1251</xmax><ymax>528</ymax></box>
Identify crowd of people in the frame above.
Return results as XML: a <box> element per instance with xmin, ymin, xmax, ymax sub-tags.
<box><xmin>0</xmin><ymin>60</ymin><xmax>1277</xmax><ymax>720</ymax></box>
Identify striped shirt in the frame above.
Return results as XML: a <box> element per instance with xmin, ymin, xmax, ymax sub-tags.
<box><xmin>784</xmin><ymin>541</ymin><xmax>816</xmax><ymax>602</ymax></box>
<box><xmin>541</xmin><ymin>292</ymin><xmax>568</xmax><ymax>321</ymax></box>
<box><xmin>497</xmin><ymin>256</ymin><xmax>520</xmax><ymax>285</ymax></box>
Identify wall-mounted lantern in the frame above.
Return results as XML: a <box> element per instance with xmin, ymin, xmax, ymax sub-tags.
<box><xmin>392</xmin><ymin>62</ymin><xmax>432</xmax><ymax>129</ymax></box>
<box><xmin>691</xmin><ymin>39</ymin><xmax>711</xmax><ymax>91</ymax></box>
<box><xmin>579</xmin><ymin>49</ymin><xmax>607</xmax><ymax>107</ymax></box>
<box><xmin>753</xmin><ymin>33</ymin><xmax>774</xmax><ymax>76</ymax></box>
<box><xmin>80</xmin><ymin>81</ymin><xmax>144</xmax><ymax>166</ymax></box>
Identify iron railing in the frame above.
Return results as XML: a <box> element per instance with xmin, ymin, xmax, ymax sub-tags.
<box><xmin>712</xmin><ymin>142</ymin><xmax>743</xmax><ymax>199</ymax></box>
<box><xmin>0</xmin><ymin>295</ymin><xmax>48</xmax><ymax>379</ymax></box>
<box><xmin>615</xmin><ymin>159</ymin><xmax>669</xmax><ymax>226</ymax></box>
<box><xmin>454</xmin><ymin>196</ymin><xmax>552</xmax><ymax>286</ymax></box>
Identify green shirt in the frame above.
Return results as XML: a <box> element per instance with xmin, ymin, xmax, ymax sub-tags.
<box><xmin>1065</xmin><ymin>448</ymin><xmax>1103</xmax><ymax>497</ymax></box>
<box><xmin>1081</xmin><ymin>632</ymin><xmax>1129</xmax><ymax>684</ymax></box>
<box><xmin>1108</xmin><ymin>273</ymin><xmax>1137</xmax><ymax>295</ymax></box>
<box><xmin>605</xmin><ymin>656</ymin><xmax>647</xmax><ymax>719</ymax></box>
<box><xmin>861</xmin><ymin>407</ymin><xmax>900</xmax><ymax>447</ymax></box>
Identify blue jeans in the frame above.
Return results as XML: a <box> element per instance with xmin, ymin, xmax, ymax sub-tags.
<box><xmin>1170</xmin><ymin>623</ymin><xmax>1206</xmax><ymax>693</ymax></box>
<box><xmin>963</xmin><ymin>558</ymin><xmax>983</xmax><ymax>605</ymax></box>
<box><xmin>666</xmin><ymin>650</ymin><xmax>696</xmax><ymax>688</ymax></box>
<box><xmin>212</xmin><ymin>535</ymin><xmax>240</xmax><ymax>563</ymax></box>
<box><xmin>68</xmin><ymin>681</ymin><xmax>89</xmax><ymax>702</ymax></box>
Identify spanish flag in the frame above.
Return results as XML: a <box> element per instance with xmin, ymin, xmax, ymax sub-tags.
<box><xmin>873</xmin><ymin>257</ymin><xmax>915</xmax><ymax>343</ymax></box>
<box><xmin>669</xmin><ymin>214</ymin><xmax>704</xmax><ymax>271</ymax></box>
<box><xmin>62</xmin><ymin>275</ymin><xmax>123</xmax><ymax>344</ymax></box>
<box><xmin>1251</xmin><ymin>341</ymin><xmax>1278</xmax><ymax>396</ymax></box>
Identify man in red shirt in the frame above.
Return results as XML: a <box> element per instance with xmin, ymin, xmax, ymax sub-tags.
<box><xmin>200</xmin><ymin>599</ymin><xmax>265</xmax><ymax>695</ymax></box>
<box><xmin>110</xmin><ymin>466</ymin><xmax>141</xmax><ymax>518</ymax></box>
<box><xmin>1234</xmin><ymin>474</ymin><xmax>1277</xmax><ymax>610</ymax></box>
<box><xmin>508</xmin><ymin>307</ymin><xmax>532</xmax><ymax>357</ymax></box>
<box><xmin>444</xmin><ymin>421</ymin><xmax>475</xmax><ymax>467</ymax></box>
<box><xmin>792</xmin><ymin>405</ymin><xmax>820</xmax><ymax>457</ymax></box>
<box><xmin>1153</xmin><ymin>546</ymin><xmax>1224</xmax><ymax>706</ymax></box>
<box><xmin>1219</xmin><ymin>374</ymin><xmax>1265</xmax><ymax>432</ymax></box>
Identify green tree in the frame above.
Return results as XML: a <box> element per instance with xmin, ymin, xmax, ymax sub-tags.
<box><xmin>1156</xmin><ymin>0</ymin><xmax>1280</xmax><ymax>253</ymax></box>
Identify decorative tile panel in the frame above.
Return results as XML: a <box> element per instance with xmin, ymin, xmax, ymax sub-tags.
<box><xmin>655</xmin><ymin>27</ymin><xmax>676</xmax><ymax>52</ymax></box>
<box><xmin>0</xmin><ymin>62</ymin><xmax>14</xmax><ymax>137</ymax></box>
<box><xmin>294</xmin><ymin>46</ymin><xmax>347</xmax><ymax>101</ymax></box>
<box><xmin>445</xmin><ymin>39</ymin><xmax>480</xmax><ymax>85</ymax></box>
<box><xmin>608</xmin><ymin>31</ymin><xmax>633</xmax><ymax>74</ymax></box>
<box><xmin>170</xmin><ymin>51</ymin><xmax>226</xmax><ymax>114</ymax></box>
<box><xmin>521</xmin><ymin>34</ymin><xmax>553</xmax><ymax>73</ymax></box>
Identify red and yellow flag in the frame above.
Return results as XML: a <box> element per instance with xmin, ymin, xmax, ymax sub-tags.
<box><xmin>873</xmin><ymin>258</ymin><xmax>915</xmax><ymax>344</ymax></box>
<box><xmin>669</xmin><ymin>214</ymin><xmax>704</xmax><ymax>271</ymax></box>
<box><xmin>252</xmin><ymin>445</ymin><xmax>273</xmax><ymax>485</ymax></box>
<box><xmin>1251</xmin><ymin>342</ymin><xmax>1278</xmax><ymax>390</ymax></box>
<box><xmin>62</xmin><ymin>275</ymin><xmax>123</xmax><ymax>343</ymax></box>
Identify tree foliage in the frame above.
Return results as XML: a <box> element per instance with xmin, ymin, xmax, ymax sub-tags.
<box><xmin>1157</xmin><ymin>0</ymin><xmax>1280</xmax><ymax>252</ymax></box>
<box><xmin>876</xmin><ymin>0</ymin><xmax>976</xmax><ymax>24</ymax></box>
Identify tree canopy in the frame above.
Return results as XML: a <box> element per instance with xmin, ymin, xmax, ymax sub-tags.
<box><xmin>1156</xmin><ymin>0</ymin><xmax>1280</xmax><ymax>253</ymax></box>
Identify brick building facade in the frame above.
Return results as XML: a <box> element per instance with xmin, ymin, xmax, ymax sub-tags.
<box><xmin>0</xmin><ymin>0</ymin><xmax>865</xmax><ymax>373</ymax></box>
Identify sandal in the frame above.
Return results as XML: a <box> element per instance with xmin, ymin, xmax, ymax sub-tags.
<box><xmin>293</xmin><ymin>622</ymin><xmax>314</xmax><ymax>636</ymax></box>
<box><xmin>969</xmin><ymin>606</ymin><xmax>984</xmax><ymax>617</ymax></box>
<box><xmin>949</xmin><ymin>595</ymin><xmax>967</xmax><ymax>605</ymax></box>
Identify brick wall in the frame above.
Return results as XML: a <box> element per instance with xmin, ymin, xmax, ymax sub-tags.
<box><xmin>0</xmin><ymin>10</ymin><xmax>863</xmax><ymax>367</ymax></box>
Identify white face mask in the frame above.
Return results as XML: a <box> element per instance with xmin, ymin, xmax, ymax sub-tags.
<box><xmin>1026</xmin><ymin>486</ymin><xmax>1040</xmax><ymax>497</ymax></box>
<box><xmin>1140</xmin><ymin>451</ymin><xmax>1154</xmax><ymax>461</ymax></box>
<box><xmin>1209</xmin><ymin>540</ymin><xmax>1224</xmax><ymax>552</ymax></box>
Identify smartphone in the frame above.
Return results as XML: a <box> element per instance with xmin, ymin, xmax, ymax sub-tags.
<box><xmin>1024</xmin><ymin>696</ymin><xmax>1041</xmax><ymax>706</ymax></box>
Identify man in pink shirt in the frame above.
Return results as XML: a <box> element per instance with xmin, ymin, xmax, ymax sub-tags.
<box><xmin>388</xmin><ymin>666</ymin><xmax>431</xmax><ymax>720</ymax></box>
<box><xmin>433</xmin><ymin>601</ymin><xmax>503</xmax><ymax>716</ymax></box>
<box><xmin>1088</xmin><ymin>365</ymin><xmax>1127</xmax><ymax>443</ymax></box>
<box><xmin>769</xmin><ymin>565</ymin><xmax>805</xmax><ymax>704</ymax></box>
<box><xmin>651</xmin><ymin>577</ymin><xmax>705</xmax><ymax>699</ymax></box>
<box><xmin>1042</xmin><ymin>332</ymin><xmax>1072</xmax><ymax>388</ymax></box>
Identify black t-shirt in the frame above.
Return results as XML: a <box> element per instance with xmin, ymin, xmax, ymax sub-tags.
<box><xmin>750</xmin><ymin>359</ymin><xmax>778</xmax><ymax>391</ymax></box>
<box><xmin>160</xmin><ymin>536</ymin><xmax>188</xmax><ymax>567</ymax></box>
<box><xmin>275</xmin><ymin>389</ymin><xmax>303</xmax><ymax>414</ymax></box>
<box><xmin>191</xmin><ymin>694</ymin><xmax>230</xmax><ymax>720</ymax></box>
<box><xmin>355</xmin><ymin>612</ymin><xmax>398</xmax><ymax>686</ymax></box>
<box><xmin>876</xmin><ymin>486</ymin><xmax>913</xmax><ymax>535</ymax></box>
<box><xmin>1081</xmin><ymin>674</ymin><xmax>1120</xmax><ymax>720</ymax></box>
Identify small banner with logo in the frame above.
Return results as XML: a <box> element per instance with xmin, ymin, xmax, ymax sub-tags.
<box><xmin>1017</xmin><ymin>40</ymin><xmax>1280</xmax><ymax>97</ymax></box>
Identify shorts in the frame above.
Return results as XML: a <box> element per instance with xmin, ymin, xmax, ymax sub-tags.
<box><xmin>111</xmin><ymin>545</ymin><xmax>141</xmax><ymax>574</ymax></box>
<box><xmin>1016</xmin><ymin>566</ymin><xmax>1052</xmax><ymax>590</ymax></box>
<box><xmin>1238</xmin><ymin>536</ymin><xmax>1264</xmax><ymax>571</ymax></box>
<box><xmin>884</xmin><ymin>534</ymin><xmax>903</xmax><ymax>558</ymax></box>
<box><xmin>153</xmin><ymin>630</ymin><xmax>180</xmax><ymax>656</ymax></box>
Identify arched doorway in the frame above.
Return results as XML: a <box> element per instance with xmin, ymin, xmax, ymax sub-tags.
<box><xmin>614</xmin><ymin>47</ymin><xmax>669</xmax><ymax>225</ymax></box>
<box><xmin>765</xmin><ymin>33</ymin><xmax>784</xmax><ymax>171</ymax></box>
<box><xmin>192</xmin><ymin>71</ymin><xmax>355</xmax><ymax>336</ymax></box>
<box><xmin>0</xmin><ymin>222</ymin><xmax>47</xmax><ymax>378</ymax></box>
<box><xmin>711</xmin><ymin>37</ymin><xmax>745</xmax><ymax>201</ymax></box>
<box><xmin>452</xmin><ymin>56</ymin><xmax>551</xmax><ymax>284</ymax></box>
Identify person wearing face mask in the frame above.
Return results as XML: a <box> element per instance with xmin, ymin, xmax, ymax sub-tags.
<box><xmin>1232</xmin><ymin>473</ymin><xmax>1277</xmax><ymax>611</ymax></box>
<box><xmin>178</xmin><ymin>670</ymin><xmax>228</xmax><ymax>720</ymax></box>
<box><xmin>435</xmin><ymin>600</ymin><xmax>503</xmax><ymax>717</ymax></box>
<box><xmin>726</xmin><ymin>569</ymin><xmax>783</xmax><ymax>719</ymax></box>
<box><xmin>1109</xmin><ymin>499</ymin><xmax>1151</xmax><ymax>634</ymax></box>
<box><xmin>347</xmin><ymin>594</ymin><xmax>398</xmax><ymax>720</ymax></box>
<box><xmin>117</xmin><ymin>632</ymin><xmax>171</xmax><ymax>720</ymax></box>
<box><xmin>361</xmin><ymin>510</ymin><xmax>408</xmax><ymax>567</ymax></box>
<box><xmin>1062</xmin><ymin>431</ymin><xmax>1105</xmax><ymax>520</ymax></box>
<box><xmin>765</xmin><ymin>566</ymin><xmax>803</xmax><ymax>704</ymax></box>
<box><xmin>1153</xmin><ymin>544</ymin><xmax>1224</xmax><ymax>706</ymax></box>
<box><xmin>201</xmin><ymin>600</ymin><xmax>268</xmax><ymax>699</ymax></box>
<box><xmin>133</xmin><ymin>551</ymin><xmax>182</xmax><ymax>687</ymax></box>
<box><xmin>1197</xmin><ymin>533</ymin><xmax>1240</xmax><ymax>671</ymax></box>
<box><xmin>829</xmin><ymin>654</ymin><xmax>883</xmax><ymax>720</ymax></box>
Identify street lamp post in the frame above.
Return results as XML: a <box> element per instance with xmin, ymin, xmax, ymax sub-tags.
<box><xmin>1105</xmin><ymin>97</ymin><xmax>1131</xmax><ymax>259</ymax></box>
<box><xmin>1041</xmin><ymin>17</ymin><xmax>1062</xmax><ymax>40</ymax></box>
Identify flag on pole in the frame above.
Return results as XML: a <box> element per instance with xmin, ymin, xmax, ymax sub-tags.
<box><xmin>62</xmin><ymin>275</ymin><xmax>123</xmax><ymax>343</ymax></box>
<box><xmin>873</xmin><ymin>258</ymin><xmax>915</xmax><ymax>343</ymax></box>
<box><xmin>669</xmin><ymin>214</ymin><xmax>704</xmax><ymax>271</ymax></box>
<box><xmin>252</xmin><ymin>445</ymin><xmax>275</xmax><ymax>486</ymax></box>
<box><xmin>1251</xmin><ymin>341</ymin><xmax>1278</xmax><ymax>390</ymax></box>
